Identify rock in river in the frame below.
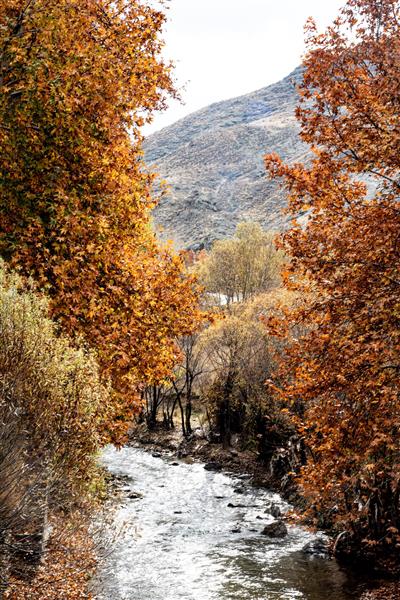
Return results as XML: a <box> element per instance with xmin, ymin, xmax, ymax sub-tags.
<box><xmin>268</xmin><ymin>503</ymin><xmax>282</xmax><ymax>518</ymax></box>
<box><xmin>127</xmin><ymin>491</ymin><xmax>143</xmax><ymax>500</ymax></box>
<box><xmin>261</xmin><ymin>520</ymin><xmax>288</xmax><ymax>538</ymax></box>
<box><xmin>204</xmin><ymin>462</ymin><xmax>222</xmax><ymax>471</ymax></box>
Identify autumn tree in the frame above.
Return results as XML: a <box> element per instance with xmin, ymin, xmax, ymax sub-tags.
<box><xmin>198</xmin><ymin>222</ymin><xmax>283</xmax><ymax>306</ymax></box>
<box><xmin>198</xmin><ymin>290</ymin><xmax>294</xmax><ymax>452</ymax></box>
<box><xmin>265</xmin><ymin>0</ymin><xmax>400</xmax><ymax>567</ymax></box>
<box><xmin>0</xmin><ymin>263</ymin><xmax>107</xmax><ymax>591</ymax></box>
<box><xmin>0</xmin><ymin>0</ymin><xmax>202</xmax><ymax>441</ymax></box>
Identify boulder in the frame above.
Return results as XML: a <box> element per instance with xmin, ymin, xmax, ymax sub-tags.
<box><xmin>204</xmin><ymin>462</ymin><xmax>222</xmax><ymax>471</ymax></box>
<box><xmin>261</xmin><ymin>520</ymin><xmax>288</xmax><ymax>538</ymax></box>
<box><xmin>228</xmin><ymin>502</ymin><xmax>258</xmax><ymax>508</ymax></box>
<box><xmin>269</xmin><ymin>503</ymin><xmax>282</xmax><ymax>518</ymax></box>
<box><xmin>127</xmin><ymin>491</ymin><xmax>143</xmax><ymax>500</ymax></box>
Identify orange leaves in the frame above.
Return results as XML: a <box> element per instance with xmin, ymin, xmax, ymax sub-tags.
<box><xmin>4</xmin><ymin>513</ymin><xmax>97</xmax><ymax>600</ymax></box>
<box><xmin>0</xmin><ymin>0</ymin><xmax>203</xmax><ymax>443</ymax></box>
<box><xmin>266</xmin><ymin>0</ymin><xmax>400</xmax><ymax>564</ymax></box>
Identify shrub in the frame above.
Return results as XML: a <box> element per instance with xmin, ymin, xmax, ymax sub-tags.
<box><xmin>0</xmin><ymin>263</ymin><xmax>108</xmax><ymax>588</ymax></box>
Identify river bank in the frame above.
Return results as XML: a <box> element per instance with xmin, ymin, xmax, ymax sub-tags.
<box><xmin>98</xmin><ymin>445</ymin><xmax>371</xmax><ymax>600</ymax></box>
<box><xmin>125</xmin><ymin>425</ymin><xmax>400</xmax><ymax>600</ymax></box>
<box><xmin>130</xmin><ymin>424</ymin><xmax>297</xmax><ymax>496</ymax></box>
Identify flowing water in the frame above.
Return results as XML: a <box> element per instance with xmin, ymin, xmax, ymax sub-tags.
<box><xmin>96</xmin><ymin>446</ymin><xmax>367</xmax><ymax>600</ymax></box>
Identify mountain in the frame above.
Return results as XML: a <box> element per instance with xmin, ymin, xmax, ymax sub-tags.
<box><xmin>144</xmin><ymin>67</ymin><xmax>307</xmax><ymax>249</ymax></box>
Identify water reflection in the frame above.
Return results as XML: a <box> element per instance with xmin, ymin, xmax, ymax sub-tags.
<box><xmin>96</xmin><ymin>447</ymin><xmax>365</xmax><ymax>600</ymax></box>
<box><xmin>210</xmin><ymin>542</ymin><xmax>362</xmax><ymax>599</ymax></box>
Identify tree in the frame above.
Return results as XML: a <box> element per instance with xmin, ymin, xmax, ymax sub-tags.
<box><xmin>0</xmin><ymin>263</ymin><xmax>107</xmax><ymax>590</ymax></box>
<box><xmin>0</xmin><ymin>0</ymin><xmax>202</xmax><ymax>441</ymax></box>
<box><xmin>170</xmin><ymin>333</ymin><xmax>210</xmax><ymax>437</ymax></box>
<box><xmin>200</xmin><ymin>293</ymin><xmax>287</xmax><ymax>450</ymax></box>
<box><xmin>198</xmin><ymin>223</ymin><xmax>283</xmax><ymax>306</ymax></box>
<box><xmin>265</xmin><ymin>0</ymin><xmax>400</xmax><ymax>567</ymax></box>
<box><xmin>142</xmin><ymin>382</ymin><xmax>173</xmax><ymax>430</ymax></box>
<box><xmin>141</xmin><ymin>331</ymin><xmax>209</xmax><ymax>435</ymax></box>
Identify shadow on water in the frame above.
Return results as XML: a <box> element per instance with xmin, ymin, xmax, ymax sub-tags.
<box><xmin>209</xmin><ymin>540</ymin><xmax>367</xmax><ymax>599</ymax></box>
<box><xmin>95</xmin><ymin>447</ymin><xmax>368</xmax><ymax>600</ymax></box>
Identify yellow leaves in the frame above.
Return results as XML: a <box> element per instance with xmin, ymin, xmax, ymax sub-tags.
<box><xmin>0</xmin><ymin>0</ymin><xmax>204</xmax><ymax>444</ymax></box>
<box><xmin>364</xmin><ymin>463</ymin><xmax>376</xmax><ymax>472</ymax></box>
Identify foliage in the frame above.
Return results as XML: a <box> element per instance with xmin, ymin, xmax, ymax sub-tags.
<box><xmin>0</xmin><ymin>263</ymin><xmax>107</xmax><ymax>590</ymax></box>
<box><xmin>198</xmin><ymin>222</ymin><xmax>284</xmax><ymax>306</ymax></box>
<box><xmin>137</xmin><ymin>232</ymin><xmax>292</xmax><ymax>452</ymax></box>
<box><xmin>265</xmin><ymin>0</ymin><xmax>400</xmax><ymax>565</ymax></box>
<box><xmin>4</xmin><ymin>513</ymin><xmax>97</xmax><ymax>600</ymax></box>
<box><xmin>199</xmin><ymin>289</ymin><xmax>295</xmax><ymax>451</ymax></box>
<box><xmin>171</xmin><ymin>229</ymin><xmax>295</xmax><ymax>454</ymax></box>
<box><xmin>0</xmin><ymin>0</ymin><xmax>202</xmax><ymax>441</ymax></box>
<box><xmin>0</xmin><ymin>263</ymin><xmax>106</xmax><ymax>500</ymax></box>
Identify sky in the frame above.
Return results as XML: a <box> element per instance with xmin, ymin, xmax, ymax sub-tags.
<box><xmin>146</xmin><ymin>0</ymin><xmax>344</xmax><ymax>134</ymax></box>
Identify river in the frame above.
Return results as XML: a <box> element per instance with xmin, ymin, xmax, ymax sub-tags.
<box><xmin>95</xmin><ymin>446</ymin><xmax>367</xmax><ymax>600</ymax></box>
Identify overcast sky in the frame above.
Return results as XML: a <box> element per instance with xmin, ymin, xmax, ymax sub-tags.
<box><xmin>146</xmin><ymin>0</ymin><xmax>344</xmax><ymax>134</ymax></box>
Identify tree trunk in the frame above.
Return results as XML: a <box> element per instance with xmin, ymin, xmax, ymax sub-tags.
<box><xmin>220</xmin><ymin>371</ymin><xmax>234</xmax><ymax>449</ymax></box>
<box><xmin>185</xmin><ymin>400</ymin><xmax>192</xmax><ymax>437</ymax></box>
<box><xmin>178</xmin><ymin>396</ymin><xmax>186</xmax><ymax>437</ymax></box>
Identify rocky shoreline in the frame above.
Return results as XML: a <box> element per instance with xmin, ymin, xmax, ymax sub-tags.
<box><xmin>129</xmin><ymin>425</ymin><xmax>299</xmax><ymax>497</ymax></box>
<box><xmin>126</xmin><ymin>425</ymin><xmax>400</xmax><ymax>600</ymax></box>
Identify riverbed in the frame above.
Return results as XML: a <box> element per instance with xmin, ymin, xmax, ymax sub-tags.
<box><xmin>95</xmin><ymin>446</ymin><xmax>366</xmax><ymax>600</ymax></box>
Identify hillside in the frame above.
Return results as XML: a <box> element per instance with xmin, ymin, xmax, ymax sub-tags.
<box><xmin>144</xmin><ymin>67</ymin><xmax>307</xmax><ymax>249</ymax></box>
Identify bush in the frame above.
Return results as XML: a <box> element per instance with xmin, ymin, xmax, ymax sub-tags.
<box><xmin>199</xmin><ymin>289</ymin><xmax>296</xmax><ymax>452</ymax></box>
<box><xmin>0</xmin><ymin>263</ymin><xmax>108</xmax><ymax>588</ymax></box>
